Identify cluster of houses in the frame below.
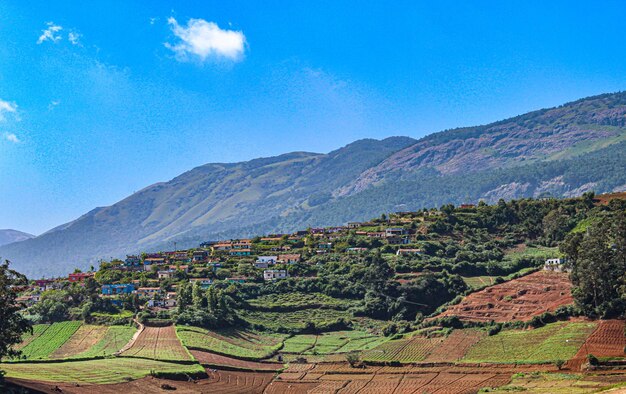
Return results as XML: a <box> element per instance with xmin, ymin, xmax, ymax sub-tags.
<box><xmin>14</xmin><ymin>209</ymin><xmax>464</xmax><ymax>311</ymax></box>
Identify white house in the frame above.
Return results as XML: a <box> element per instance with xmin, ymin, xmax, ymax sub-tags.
<box><xmin>263</xmin><ymin>269</ymin><xmax>289</xmax><ymax>281</ymax></box>
<box><xmin>544</xmin><ymin>258</ymin><xmax>567</xmax><ymax>272</ymax></box>
<box><xmin>258</xmin><ymin>256</ymin><xmax>278</xmax><ymax>264</ymax></box>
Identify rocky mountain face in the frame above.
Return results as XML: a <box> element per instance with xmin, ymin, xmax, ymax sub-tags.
<box><xmin>3</xmin><ymin>92</ymin><xmax>626</xmax><ymax>277</ymax></box>
<box><xmin>0</xmin><ymin>229</ymin><xmax>34</xmax><ymax>247</ymax></box>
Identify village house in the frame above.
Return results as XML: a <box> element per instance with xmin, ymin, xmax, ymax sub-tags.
<box><xmin>68</xmin><ymin>272</ymin><xmax>95</xmax><ymax>283</ymax></box>
<box><xmin>387</xmin><ymin>236</ymin><xmax>409</xmax><ymax>245</ymax></box>
<box><xmin>318</xmin><ymin>242</ymin><xmax>333</xmax><ymax>249</ymax></box>
<box><xmin>102</xmin><ymin>283</ymin><xmax>135</xmax><ymax>295</ymax></box>
<box><xmin>544</xmin><ymin>258</ymin><xmax>568</xmax><ymax>272</ymax></box>
<box><xmin>278</xmin><ymin>254</ymin><xmax>301</xmax><ymax>264</ymax></box>
<box><xmin>135</xmin><ymin>287</ymin><xmax>162</xmax><ymax>298</ymax></box>
<box><xmin>347</xmin><ymin>222</ymin><xmax>362</xmax><ymax>228</ymax></box>
<box><xmin>257</xmin><ymin>256</ymin><xmax>278</xmax><ymax>264</ymax></box>
<box><xmin>124</xmin><ymin>255</ymin><xmax>142</xmax><ymax>268</ymax></box>
<box><xmin>168</xmin><ymin>265</ymin><xmax>189</xmax><ymax>273</ymax></box>
<box><xmin>192</xmin><ymin>250</ymin><xmax>208</xmax><ymax>262</ymax></box>
<box><xmin>189</xmin><ymin>278</ymin><xmax>213</xmax><ymax>288</ymax></box>
<box><xmin>33</xmin><ymin>279</ymin><xmax>60</xmax><ymax>292</ymax></box>
<box><xmin>157</xmin><ymin>270</ymin><xmax>174</xmax><ymax>279</ymax></box>
<box><xmin>147</xmin><ymin>298</ymin><xmax>177</xmax><ymax>309</ymax></box>
<box><xmin>254</xmin><ymin>261</ymin><xmax>270</xmax><ymax>269</ymax></box>
<box><xmin>367</xmin><ymin>232</ymin><xmax>386</xmax><ymax>238</ymax></box>
<box><xmin>460</xmin><ymin>204</ymin><xmax>476</xmax><ymax>209</ymax></box>
<box><xmin>199</xmin><ymin>241</ymin><xmax>217</xmax><ymax>249</ymax></box>
<box><xmin>263</xmin><ymin>269</ymin><xmax>289</xmax><ymax>281</ymax></box>
<box><xmin>230</xmin><ymin>249</ymin><xmax>252</xmax><ymax>256</ymax></box>
<box><xmin>396</xmin><ymin>248</ymin><xmax>423</xmax><ymax>256</ymax></box>
<box><xmin>232</xmin><ymin>240</ymin><xmax>252</xmax><ymax>249</ymax></box>
<box><xmin>212</xmin><ymin>242</ymin><xmax>233</xmax><ymax>251</ymax></box>
<box><xmin>385</xmin><ymin>227</ymin><xmax>407</xmax><ymax>237</ymax></box>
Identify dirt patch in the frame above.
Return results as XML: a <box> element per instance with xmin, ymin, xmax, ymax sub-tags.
<box><xmin>436</xmin><ymin>271</ymin><xmax>573</xmax><ymax>322</ymax></box>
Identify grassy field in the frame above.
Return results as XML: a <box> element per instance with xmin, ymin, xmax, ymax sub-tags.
<box><xmin>238</xmin><ymin>308</ymin><xmax>354</xmax><ymax>331</ymax></box>
<box><xmin>177</xmin><ymin>326</ymin><xmax>287</xmax><ymax>360</ymax></box>
<box><xmin>504</xmin><ymin>245</ymin><xmax>560</xmax><ymax>261</ymax></box>
<box><xmin>18</xmin><ymin>321</ymin><xmax>82</xmax><ymax>360</ymax></box>
<box><xmin>1</xmin><ymin>358</ymin><xmax>205</xmax><ymax>385</ymax></box>
<box><xmin>462</xmin><ymin>322</ymin><xmax>597</xmax><ymax>364</ymax></box>
<box><xmin>282</xmin><ymin>335</ymin><xmax>317</xmax><ymax>353</ymax></box>
<box><xmin>246</xmin><ymin>292</ymin><xmax>352</xmax><ymax>310</ymax></box>
<box><xmin>462</xmin><ymin>275</ymin><xmax>498</xmax><ymax>289</ymax></box>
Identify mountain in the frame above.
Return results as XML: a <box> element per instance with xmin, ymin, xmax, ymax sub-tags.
<box><xmin>0</xmin><ymin>229</ymin><xmax>35</xmax><ymax>247</ymax></box>
<box><xmin>3</xmin><ymin>92</ymin><xmax>626</xmax><ymax>278</ymax></box>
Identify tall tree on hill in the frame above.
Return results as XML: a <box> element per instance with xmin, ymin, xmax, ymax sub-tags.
<box><xmin>563</xmin><ymin>212</ymin><xmax>626</xmax><ymax>317</ymax></box>
<box><xmin>0</xmin><ymin>260</ymin><xmax>32</xmax><ymax>363</ymax></box>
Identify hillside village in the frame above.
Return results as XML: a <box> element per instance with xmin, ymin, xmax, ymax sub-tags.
<box><xmin>2</xmin><ymin>193</ymin><xmax>626</xmax><ymax>393</ymax></box>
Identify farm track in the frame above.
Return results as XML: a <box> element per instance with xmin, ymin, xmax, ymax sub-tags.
<box><xmin>436</xmin><ymin>271</ymin><xmax>573</xmax><ymax>323</ymax></box>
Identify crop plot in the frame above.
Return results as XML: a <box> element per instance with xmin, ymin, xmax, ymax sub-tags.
<box><xmin>14</xmin><ymin>324</ymin><xmax>49</xmax><ymax>351</ymax></box>
<box><xmin>177</xmin><ymin>325</ymin><xmax>286</xmax><ymax>360</ymax></box>
<box><xmin>282</xmin><ymin>335</ymin><xmax>317</xmax><ymax>353</ymax></box>
<box><xmin>1</xmin><ymin>358</ymin><xmax>204</xmax><ymax>385</ymax></box>
<box><xmin>567</xmin><ymin>319</ymin><xmax>625</xmax><ymax>370</ymax></box>
<box><xmin>50</xmin><ymin>325</ymin><xmax>109</xmax><ymax>359</ymax></box>
<box><xmin>198</xmin><ymin>369</ymin><xmax>274</xmax><ymax>393</ymax></box>
<box><xmin>18</xmin><ymin>321</ymin><xmax>82</xmax><ymax>360</ymax></box>
<box><xmin>462</xmin><ymin>321</ymin><xmax>597</xmax><ymax>364</ymax></box>
<box><xmin>438</xmin><ymin>271</ymin><xmax>573</xmax><ymax>322</ymax></box>
<box><xmin>362</xmin><ymin>334</ymin><xmax>439</xmax><ymax>363</ymax></box>
<box><xmin>191</xmin><ymin>349</ymin><xmax>284</xmax><ymax>371</ymax></box>
<box><xmin>73</xmin><ymin>325</ymin><xmax>137</xmax><ymax>358</ymax></box>
<box><xmin>238</xmin><ymin>308</ymin><xmax>354</xmax><ymax>331</ymax></box>
<box><xmin>120</xmin><ymin>325</ymin><xmax>191</xmax><ymax>362</ymax></box>
<box><xmin>423</xmin><ymin>329</ymin><xmax>486</xmax><ymax>362</ymax></box>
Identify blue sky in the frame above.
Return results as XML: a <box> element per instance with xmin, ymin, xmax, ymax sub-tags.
<box><xmin>1</xmin><ymin>1</ymin><xmax>625</xmax><ymax>235</ymax></box>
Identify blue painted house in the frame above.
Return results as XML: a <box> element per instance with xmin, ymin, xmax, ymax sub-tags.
<box><xmin>102</xmin><ymin>283</ymin><xmax>135</xmax><ymax>295</ymax></box>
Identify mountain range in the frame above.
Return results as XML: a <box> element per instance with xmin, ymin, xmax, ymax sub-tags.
<box><xmin>3</xmin><ymin>92</ymin><xmax>626</xmax><ymax>278</ymax></box>
<box><xmin>0</xmin><ymin>229</ymin><xmax>34</xmax><ymax>248</ymax></box>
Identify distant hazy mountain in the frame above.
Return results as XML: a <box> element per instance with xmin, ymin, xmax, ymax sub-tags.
<box><xmin>0</xmin><ymin>229</ymin><xmax>34</xmax><ymax>247</ymax></box>
<box><xmin>3</xmin><ymin>92</ymin><xmax>626</xmax><ymax>278</ymax></box>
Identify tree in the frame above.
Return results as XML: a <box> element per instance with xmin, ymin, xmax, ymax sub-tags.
<box><xmin>0</xmin><ymin>260</ymin><xmax>32</xmax><ymax>361</ymax></box>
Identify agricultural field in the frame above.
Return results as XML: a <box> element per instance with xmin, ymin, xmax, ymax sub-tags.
<box><xmin>246</xmin><ymin>292</ymin><xmax>352</xmax><ymax>310</ymax></box>
<box><xmin>438</xmin><ymin>271</ymin><xmax>573</xmax><ymax>322</ymax></box>
<box><xmin>73</xmin><ymin>325</ymin><xmax>137</xmax><ymax>358</ymax></box>
<box><xmin>462</xmin><ymin>321</ymin><xmax>597</xmax><ymax>364</ymax></box>
<box><xmin>281</xmin><ymin>334</ymin><xmax>317</xmax><ymax>353</ymax></box>
<box><xmin>120</xmin><ymin>325</ymin><xmax>192</xmax><ymax>362</ymax></box>
<box><xmin>567</xmin><ymin>319</ymin><xmax>626</xmax><ymax>370</ymax></box>
<box><xmin>422</xmin><ymin>329</ymin><xmax>486</xmax><ymax>363</ymax></box>
<box><xmin>50</xmin><ymin>324</ymin><xmax>109</xmax><ymax>359</ymax></box>
<box><xmin>190</xmin><ymin>349</ymin><xmax>284</xmax><ymax>371</ymax></box>
<box><xmin>238</xmin><ymin>308</ymin><xmax>354</xmax><ymax>331</ymax></box>
<box><xmin>503</xmin><ymin>244</ymin><xmax>560</xmax><ymax>261</ymax></box>
<box><xmin>273</xmin><ymin>363</ymin><xmax>517</xmax><ymax>394</ymax></box>
<box><xmin>486</xmin><ymin>372</ymin><xmax>626</xmax><ymax>394</ymax></box>
<box><xmin>176</xmin><ymin>325</ymin><xmax>287</xmax><ymax>360</ymax></box>
<box><xmin>1</xmin><ymin>358</ymin><xmax>205</xmax><ymax>385</ymax></box>
<box><xmin>17</xmin><ymin>321</ymin><xmax>82</xmax><ymax>360</ymax></box>
<box><xmin>462</xmin><ymin>275</ymin><xmax>498</xmax><ymax>289</ymax></box>
<box><xmin>362</xmin><ymin>333</ymin><xmax>440</xmax><ymax>363</ymax></box>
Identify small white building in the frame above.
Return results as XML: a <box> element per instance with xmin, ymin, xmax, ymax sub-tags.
<box><xmin>544</xmin><ymin>258</ymin><xmax>568</xmax><ymax>272</ymax></box>
<box><xmin>263</xmin><ymin>269</ymin><xmax>289</xmax><ymax>281</ymax></box>
<box><xmin>258</xmin><ymin>256</ymin><xmax>278</xmax><ymax>264</ymax></box>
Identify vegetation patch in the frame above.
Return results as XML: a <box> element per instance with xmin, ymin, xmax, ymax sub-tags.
<box><xmin>17</xmin><ymin>321</ymin><xmax>82</xmax><ymax>361</ymax></box>
<box><xmin>462</xmin><ymin>322</ymin><xmax>597</xmax><ymax>364</ymax></box>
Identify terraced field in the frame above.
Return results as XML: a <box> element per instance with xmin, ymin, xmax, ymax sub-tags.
<box><xmin>238</xmin><ymin>308</ymin><xmax>354</xmax><ymax>331</ymax></box>
<box><xmin>191</xmin><ymin>349</ymin><xmax>284</xmax><ymax>371</ymax></box>
<box><xmin>120</xmin><ymin>325</ymin><xmax>192</xmax><ymax>362</ymax></box>
<box><xmin>18</xmin><ymin>321</ymin><xmax>82</xmax><ymax>360</ymax></box>
<box><xmin>177</xmin><ymin>326</ymin><xmax>287</xmax><ymax>360</ymax></box>
<box><xmin>462</xmin><ymin>321</ymin><xmax>597</xmax><ymax>364</ymax></box>
<box><xmin>50</xmin><ymin>325</ymin><xmax>109</xmax><ymax>359</ymax></box>
<box><xmin>247</xmin><ymin>292</ymin><xmax>352</xmax><ymax>310</ymax></box>
<box><xmin>73</xmin><ymin>325</ymin><xmax>137</xmax><ymax>358</ymax></box>
<box><xmin>567</xmin><ymin>319</ymin><xmax>626</xmax><ymax>370</ymax></box>
<box><xmin>362</xmin><ymin>334</ymin><xmax>440</xmax><ymax>363</ymax></box>
<box><xmin>438</xmin><ymin>271</ymin><xmax>573</xmax><ymax>322</ymax></box>
<box><xmin>1</xmin><ymin>358</ymin><xmax>205</xmax><ymax>385</ymax></box>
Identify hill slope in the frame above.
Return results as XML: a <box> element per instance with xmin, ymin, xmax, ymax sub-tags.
<box><xmin>3</xmin><ymin>92</ymin><xmax>626</xmax><ymax>277</ymax></box>
<box><xmin>0</xmin><ymin>230</ymin><xmax>34</xmax><ymax>247</ymax></box>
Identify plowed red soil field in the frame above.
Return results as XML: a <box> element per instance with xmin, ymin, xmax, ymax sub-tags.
<box><xmin>567</xmin><ymin>319</ymin><xmax>626</xmax><ymax>371</ymax></box>
<box><xmin>437</xmin><ymin>271</ymin><xmax>573</xmax><ymax>322</ymax></box>
<box><xmin>120</xmin><ymin>325</ymin><xmax>191</xmax><ymax>361</ymax></box>
<box><xmin>191</xmin><ymin>349</ymin><xmax>284</xmax><ymax>371</ymax></box>
<box><xmin>423</xmin><ymin>330</ymin><xmax>486</xmax><ymax>363</ymax></box>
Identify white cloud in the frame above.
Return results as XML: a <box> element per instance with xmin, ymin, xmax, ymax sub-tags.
<box><xmin>48</xmin><ymin>100</ymin><xmax>61</xmax><ymax>110</ymax></box>
<box><xmin>37</xmin><ymin>22</ymin><xmax>63</xmax><ymax>44</ymax></box>
<box><xmin>165</xmin><ymin>17</ymin><xmax>246</xmax><ymax>62</ymax></box>
<box><xmin>68</xmin><ymin>31</ymin><xmax>81</xmax><ymax>45</ymax></box>
<box><xmin>3</xmin><ymin>133</ymin><xmax>20</xmax><ymax>143</ymax></box>
<box><xmin>0</xmin><ymin>99</ymin><xmax>17</xmax><ymax>121</ymax></box>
